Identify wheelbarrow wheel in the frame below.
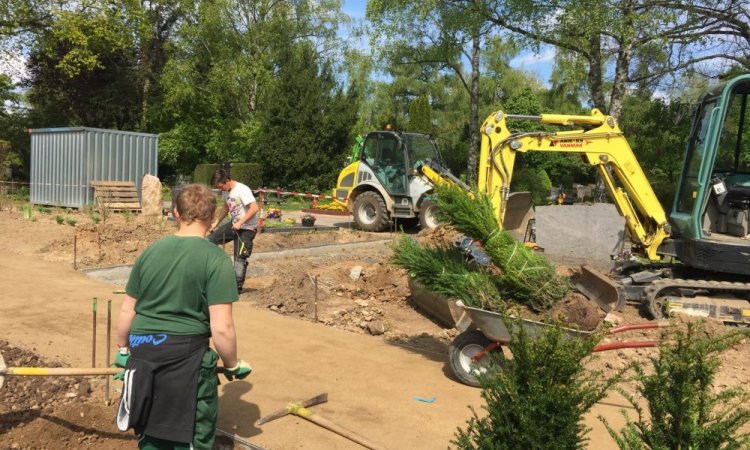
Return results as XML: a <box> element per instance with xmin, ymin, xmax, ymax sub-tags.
<box><xmin>449</xmin><ymin>330</ymin><xmax>505</xmax><ymax>387</ymax></box>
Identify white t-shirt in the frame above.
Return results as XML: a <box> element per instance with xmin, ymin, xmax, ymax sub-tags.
<box><xmin>222</xmin><ymin>182</ymin><xmax>258</xmax><ymax>230</ymax></box>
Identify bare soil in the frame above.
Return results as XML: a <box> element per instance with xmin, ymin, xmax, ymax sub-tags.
<box><xmin>1</xmin><ymin>207</ymin><xmax>749</xmax><ymax>449</ymax></box>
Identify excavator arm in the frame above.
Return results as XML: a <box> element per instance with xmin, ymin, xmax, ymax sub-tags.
<box><xmin>478</xmin><ymin>109</ymin><xmax>671</xmax><ymax>261</ymax></box>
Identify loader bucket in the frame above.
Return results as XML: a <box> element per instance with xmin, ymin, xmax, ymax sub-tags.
<box><xmin>503</xmin><ymin>192</ymin><xmax>535</xmax><ymax>242</ymax></box>
<box><xmin>574</xmin><ymin>265</ymin><xmax>624</xmax><ymax>312</ymax></box>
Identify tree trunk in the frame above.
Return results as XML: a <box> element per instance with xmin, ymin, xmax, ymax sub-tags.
<box><xmin>586</xmin><ymin>34</ymin><xmax>606</xmax><ymax>113</ymax></box>
<box><xmin>467</xmin><ymin>32</ymin><xmax>481</xmax><ymax>187</ymax></box>
<box><xmin>609</xmin><ymin>44</ymin><xmax>632</xmax><ymax>120</ymax></box>
<box><xmin>609</xmin><ymin>0</ymin><xmax>634</xmax><ymax>120</ymax></box>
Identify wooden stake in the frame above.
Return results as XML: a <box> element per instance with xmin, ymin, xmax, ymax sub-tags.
<box><xmin>92</xmin><ymin>298</ymin><xmax>97</xmax><ymax>368</ymax></box>
<box><xmin>105</xmin><ymin>300</ymin><xmax>111</xmax><ymax>405</ymax></box>
<box><xmin>314</xmin><ymin>275</ymin><xmax>318</xmax><ymax>322</ymax></box>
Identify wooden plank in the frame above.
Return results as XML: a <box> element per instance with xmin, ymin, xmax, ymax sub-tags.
<box><xmin>95</xmin><ymin>193</ymin><xmax>139</xmax><ymax>200</ymax></box>
<box><xmin>102</xmin><ymin>202</ymin><xmax>140</xmax><ymax>210</ymax></box>
<box><xmin>94</xmin><ymin>187</ymin><xmax>137</xmax><ymax>191</ymax></box>
<box><xmin>90</xmin><ymin>181</ymin><xmax>136</xmax><ymax>188</ymax></box>
<box><xmin>91</xmin><ymin>180</ymin><xmax>141</xmax><ymax>212</ymax></box>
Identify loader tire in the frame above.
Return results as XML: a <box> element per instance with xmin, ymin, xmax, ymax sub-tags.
<box><xmin>449</xmin><ymin>330</ymin><xmax>505</xmax><ymax>387</ymax></box>
<box><xmin>353</xmin><ymin>191</ymin><xmax>390</xmax><ymax>232</ymax></box>
<box><xmin>418</xmin><ymin>200</ymin><xmax>440</xmax><ymax>229</ymax></box>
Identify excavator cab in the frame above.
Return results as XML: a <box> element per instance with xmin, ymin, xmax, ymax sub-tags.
<box><xmin>669</xmin><ymin>75</ymin><xmax>750</xmax><ymax>276</ymax></box>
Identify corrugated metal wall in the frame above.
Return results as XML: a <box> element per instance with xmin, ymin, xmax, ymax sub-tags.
<box><xmin>30</xmin><ymin>127</ymin><xmax>159</xmax><ymax>208</ymax></box>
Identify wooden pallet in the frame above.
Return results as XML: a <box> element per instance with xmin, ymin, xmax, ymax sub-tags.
<box><xmin>91</xmin><ymin>181</ymin><xmax>140</xmax><ymax>211</ymax></box>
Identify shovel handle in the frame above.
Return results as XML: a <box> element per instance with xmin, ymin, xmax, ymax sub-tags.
<box><xmin>2</xmin><ymin>367</ymin><xmax>229</xmax><ymax>376</ymax></box>
<box><xmin>2</xmin><ymin>367</ymin><xmax>121</xmax><ymax>376</ymax></box>
<box><xmin>295</xmin><ymin>407</ymin><xmax>387</xmax><ymax>450</ymax></box>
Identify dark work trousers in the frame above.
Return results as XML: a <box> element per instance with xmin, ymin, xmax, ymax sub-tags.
<box><xmin>207</xmin><ymin>221</ymin><xmax>256</xmax><ymax>291</ymax></box>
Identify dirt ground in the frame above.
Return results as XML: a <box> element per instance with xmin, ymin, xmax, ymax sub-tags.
<box><xmin>1</xmin><ymin>207</ymin><xmax>750</xmax><ymax>449</ymax></box>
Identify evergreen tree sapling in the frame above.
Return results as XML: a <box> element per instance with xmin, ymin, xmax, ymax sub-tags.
<box><xmin>602</xmin><ymin>323</ymin><xmax>750</xmax><ymax>450</ymax></box>
<box><xmin>434</xmin><ymin>184</ymin><xmax>570</xmax><ymax>311</ymax></box>
<box><xmin>453</xmin><ymin>320</ymin><xmax>617</xmax><ymax>450</ymax></box>
<box><xmin>390</xmin><ymin>236</ymin><xmax>504</xmax><ymax>310</ymax></box>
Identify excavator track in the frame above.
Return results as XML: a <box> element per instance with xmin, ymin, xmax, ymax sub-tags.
<box><xmin>644</xmin><ymin>278</ymin><xmax>750</xmax><ymax>324</ymax></box>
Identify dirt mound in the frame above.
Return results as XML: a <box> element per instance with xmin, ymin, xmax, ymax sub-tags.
<box><xmin>0</xmin><ymin>339</ymin><xmax>137</xmax><ymax>449</ymax></box>
<box><xmin>249</xmin><ymin>260</ymin><xmax>411</xmax><ymax>335</ymax></box>
<box><xmin>413</xmin><ymin>225</ymin><xmax>460</xmax><ymax>248</ymax></box>
<box><xmin>45</xmin><ymin>214</ymin><xmax>384</xmax><ymax>269</ymax></box>
<box><xmin>1</xmin><ymin>340</ymin><xmax>86</xmax><ymax>423</ymax></box>
<box><xmin>549</xmin><ymin>292</ymin><xmax>603</xmax><ymax>331</ymax></box>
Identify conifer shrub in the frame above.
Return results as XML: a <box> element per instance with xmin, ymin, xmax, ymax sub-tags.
<box><xmin>391</xmin><ymin>236</ymin><xmax>503</xmax><ymax>310</ymax></box>
<box><xmin>453</xmin><ymin>320</ymin><xmax>617</xmax><ymax>449</ymax></box>
<box><xmin>432</xmin><ymin>184</ymin><xmax>569</xmax><ymax>311</ymax></box>
<box><xmin>603</xmin><ymin>323</ymin><xmax>750</xmax><ymax>450</ymax></box>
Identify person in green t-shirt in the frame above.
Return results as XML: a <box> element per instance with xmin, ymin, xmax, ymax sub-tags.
<box><xmin>114</xmin><ymin>183</ymin><xmax>252</xmax><ymax>450</ymax></box>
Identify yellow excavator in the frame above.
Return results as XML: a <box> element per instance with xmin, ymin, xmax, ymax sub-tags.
<box><xmin>479</xmin><ymin>74</ymin><xmax>750</xmax><ymax>324</ymax></box>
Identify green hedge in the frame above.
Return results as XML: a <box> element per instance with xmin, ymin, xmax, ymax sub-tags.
<box><xmin>231</xmin><ymin>163</ymin><xmax>263</xmax><ymax>189</ymax></box>
<box><xmin>193</xmin><ymin>164</ymin><xmax>221</xmax><ymax>186</ymax></box>
<box><xmin>192</xmin><ymin>163</ymin><xmax>263</xmax><ymax>189</ymax></box>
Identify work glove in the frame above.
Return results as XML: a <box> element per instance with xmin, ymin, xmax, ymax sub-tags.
<box><xmin>113</xmin><ymin>348</ymin><xmax>129</xmax><ymax>381</ymax></box>
<box><xmin>224</xmin><ymin>359</ymin><xmax>252</xmax><ymax>381</ymax></box>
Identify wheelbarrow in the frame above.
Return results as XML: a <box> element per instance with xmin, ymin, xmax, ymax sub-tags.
<box><xmin>449</xmin><ymin>300</ymin><xmax>665</xmax><ymax>387</ymax></box>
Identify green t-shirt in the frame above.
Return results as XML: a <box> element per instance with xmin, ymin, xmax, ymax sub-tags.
<box><xmin>126</xmin><ymin>235</ymin><xmax>239</xmax><ymax>335</ymax></box>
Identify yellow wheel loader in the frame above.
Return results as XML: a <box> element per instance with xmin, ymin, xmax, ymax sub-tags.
<box><xmin>332</xmin><ymin>130</ymin><xmax>535</xmax><ymax>241</ymax></box>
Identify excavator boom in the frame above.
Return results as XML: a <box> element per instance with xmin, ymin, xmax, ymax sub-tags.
<box><xmin>478</xmin><ymin>109</ymin><xmax>671</xmax><ymax>261</ymax></box>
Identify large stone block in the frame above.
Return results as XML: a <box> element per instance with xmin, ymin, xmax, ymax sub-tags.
<box><xmin>141</xmin><ymin>174</ymin><xmax>163</xmax><ymax>216</ymax></box>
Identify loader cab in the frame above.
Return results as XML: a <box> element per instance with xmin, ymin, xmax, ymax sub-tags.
<box><xmin>360</xmin><ymin>131</ymin><xmax>442</xmax><ymax>196</ymax></box>
<box><xmin>361</xmin><ymin>132</ymin><xmax>408</xmax><ymax>195</ymax></box>
<box><xmin>670</xmin><ymin>74</ymin><xmax>750</xmax><ymax>274</ymax></box>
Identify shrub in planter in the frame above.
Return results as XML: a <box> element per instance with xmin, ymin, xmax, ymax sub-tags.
<box><xmin>301</xmin><ymin>214</ymin><xmax>316</xmax><ymax>227</ymax></box>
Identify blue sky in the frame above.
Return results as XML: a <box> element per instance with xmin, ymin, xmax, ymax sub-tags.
<box><xmin>341</xmin><ymin>0</ymin><xmax>554</xmax><ymax>84</ymax></box>
<box><xmin>342</xmin><ymin>0</ymin><xmax>367</xmax><ymax>19</ymax></box>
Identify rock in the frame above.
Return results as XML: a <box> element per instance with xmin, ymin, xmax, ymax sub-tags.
<box><xmin>78</xmin><ymin>379</ymin><xmax>91</xmax><ymax>396</ymax></box>
<box><xmin>367</xmin><ymin>321</ymin><xmax>385</xmax><ymax>336</ymax></box>
<box><xmin>141</xmin><ymin>174</ymin><xmax>163</xmax><ymax>216</ymax></box>
<box><xmin>355</xmin><ymin>300</ymin><xmax>369</xmax><ymax>308</ymax></box>
<box><xmin>603</xmin><ymin>312</ymin><xmax>623</xmax><ymax>325</ymax></box>
<box><xmin>349</xmin><ymin>266</ymin><xmax>363</xmax><ymax>280</ymax></box>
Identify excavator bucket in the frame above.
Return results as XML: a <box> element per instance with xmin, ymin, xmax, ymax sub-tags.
<box><xmin>503</xmin><ymin>192</ymin><xmax>536</xmax><ymax>243</ymax></box>
<box><xmin>574</xmin><ymin>265</ymin><xmax>624</xmax><ymax>312</ymax></box>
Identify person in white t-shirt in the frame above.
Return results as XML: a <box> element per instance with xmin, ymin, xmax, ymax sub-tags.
<box><xmin>207</xmin><ymin>168</ymin><xmax>260</xmax><ymax>292</ymax></box>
